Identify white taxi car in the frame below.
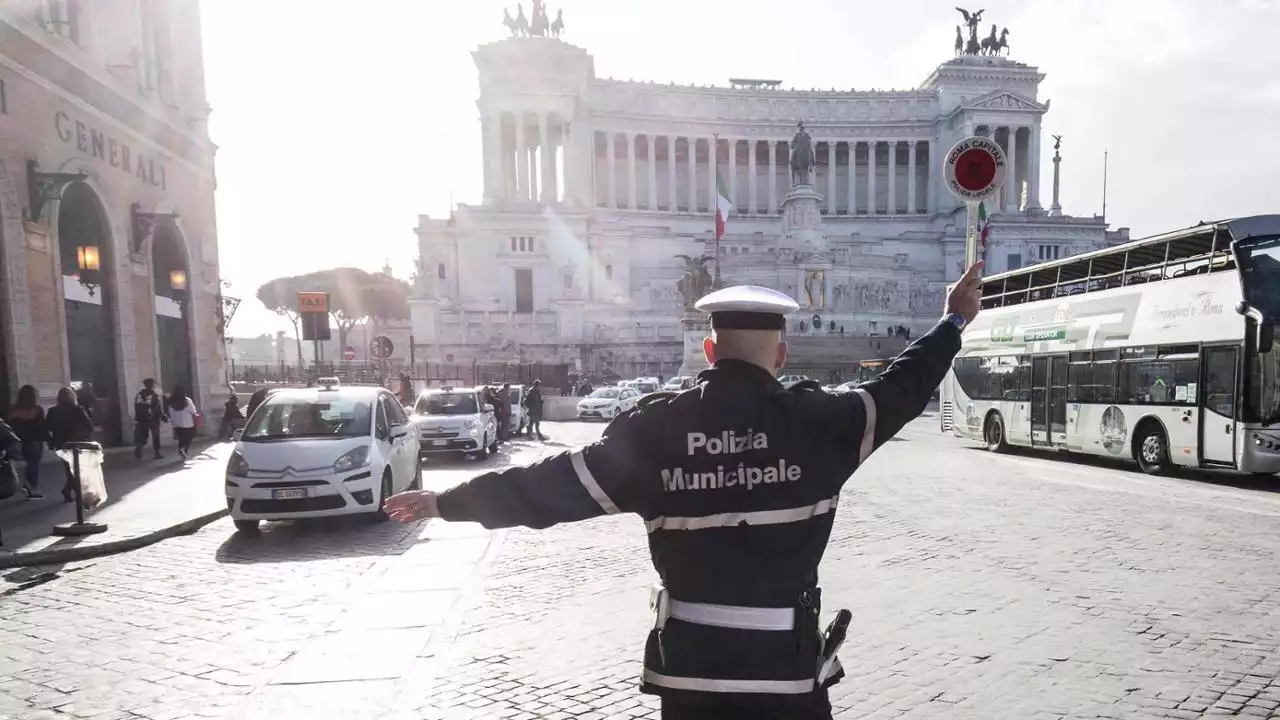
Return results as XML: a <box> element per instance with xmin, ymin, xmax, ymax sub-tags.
<box><xmin>412</xmin><ymin>387</ymin><xmax>499</xmax><ymax>459</ymax></box>
<box><xmin>577</xmin><ymin>386</ymin><xmax>641</xmax><ymax>420</ymax></box>
<box><xmin>225</xmin><ymin>383</ymin><xmax>421</xmax><ymax>533</ymax></box>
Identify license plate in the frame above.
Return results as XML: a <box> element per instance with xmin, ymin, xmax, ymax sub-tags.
<box><xmin>272</xmin><ymin>488</ymin><xmax>307</xmax><ymax>500</ymax></box>
<box><xmin>432</xmin><ymin>439</ymin><xmax>447</xmax><ymax>446</ymax></box>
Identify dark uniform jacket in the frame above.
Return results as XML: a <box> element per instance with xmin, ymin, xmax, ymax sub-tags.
<box><xmin>435</xmin><ymin>320</ymin><xmax>962</xmax><ymax>709</ymax></box>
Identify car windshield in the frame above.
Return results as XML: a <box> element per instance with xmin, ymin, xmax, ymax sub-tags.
<box><xmin>416</xmin><ymin>392</ymin><xmax>479</xmax><ymax>415</ymax></box>
<box><xmin>241</xmin><ymin>394</ymin><xmax>372</xmax><ymax>440</ymax></box>
<box><xmin>589</xmin><ymin>388</ymin><xmax>620</xmax><ymax>399</ymax></box>
<box><xmin>507</xmin><ymin>387</ymin><xmax>521</xmax><ymax>404</ymax></box>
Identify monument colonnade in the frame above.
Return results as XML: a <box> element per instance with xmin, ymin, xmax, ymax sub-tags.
<box><xmin>478</xmin><ymin>112</ymin><xmax>1040</xmax><ymax>216</ymax></box>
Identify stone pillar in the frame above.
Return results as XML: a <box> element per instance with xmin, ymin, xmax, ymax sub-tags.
<box><xmin>668</xmin><ymin>135</ymin><xmax>678</xmax><ymax>211</ymax></box>
<box><xmin>627</xmin><ymin>132</ymin><xmax>637</xmax><ymax>210</ymax></box>
<box><xmin>481</xmin><ymin>114</ymin><xmax>496</xmax><ymax>202</ymax></box>
<box><xmin>907</xmin><ymin>140</ymin><xmax>918</xmax><ymax>214</ymax></box>
<box><xmin>515</xmin><ymin>116</ymin><xmax>529</xmax><ymax>201</ymax></box>
<box><xmin>826</xmin><ymin>142</ymin><xmax>836</xmax><ymax>213</ymax></box>
<box><xmin>647</xmin><ymin>134</ymin><xmax>658</xmax><ymax>210</ymax></box>
<box><xmin>687</xmin><ymin>136</ymin><xmax>698</xmax><ymax>211</ymax></box>
<box><xmin>1027</xmin><ymin>126</ymin><xmax>1042</xmax><ymax>211</ymax></box>
<box><xmin>707</xmin><ymin>136</ymin><xmax>718</xmax><ymax>212</ymax></box>
<box><xmin>887</xmin><ymin>141</ymin><xmax>897</xmax><ymax>215</ymax></box>
<box><xmin>1005</xmin><ymin>127</ymin><xmax>1019</xmax><ymax>213</ymax></box>
<box><xmin>762</xmin><ymin>140</ymin><xmax>773</xmax><ymax>211</ymax></box>
<box><xmin>747</xmin><ymin>140</ymin><xmax>758</xmax><ymax>214</ymax></box>
<box><xmin>539</xmin><ymin>114</ymin><xmax>555</xmax><ymax>203</ymax></box>
<box><xmin>606</xmin><ymin>132</ymin><xmax>618</xmax><ymax>208</ymax></box>
<box><xmin>867</xmin><ymin>141</ymin><xmax>877</xmax><ymax>215</ymax></box>
<box><xmin>560</xmin><ymin>121</ymin><xmax>573</xmax><ymax>205</ymax></box>
<box><xmin>926</xmin><ymin>139</ymin><xmax>939</xmax><ymax>214</ymax></box>
<box><xmin>727</xmin><ymin>138</ymin><xmax>737</xmax><ymax>210</ymax></box>
<box><xmin>528</xmin><ymin>147</ymin><xmax>539</xmax><ymax>201</ymax></box>
<box><xmin>847</xmin><ymin>142</ymin><xmax>857</xmax><ymax>215</ymax></box>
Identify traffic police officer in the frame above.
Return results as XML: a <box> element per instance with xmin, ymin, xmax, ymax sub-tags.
<box><xmin>386</xmin><ymin>262</ymin><xmax>985</xmax><ymax>719</ymax></box>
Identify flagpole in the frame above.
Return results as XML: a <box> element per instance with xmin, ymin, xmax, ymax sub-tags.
<box><xmin>712</xmin><ymin>132</ymin><xmax>723</xmax><ymax>288</ymax></box>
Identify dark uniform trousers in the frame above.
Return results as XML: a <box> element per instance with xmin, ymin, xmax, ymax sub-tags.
<box><xmin>434</xmin><ymin>320</ymin><xmax>962</xmax><ymax>718</ymax></box>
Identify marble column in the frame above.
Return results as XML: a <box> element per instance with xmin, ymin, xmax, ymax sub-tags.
<box><xmin>606</xmin><ymin>132</ymin><xmax>618</xmax><ymax>208</ymax></box>
<box><xmin>768</xmin><ymin>140</ymin><xmax>777</xmax><ymax>213</ymax></box>
<box><xmin>528</xmin><ymin>147</ymin><xmax>538</xmax><ymax>201</ymax></box>
<box><xmin>846</xmin><ymin>142</ymin><xmax>857</xmax><ymax>215</ymax></box>
<box><xmin>707</xmin><ymin>136</ymin><xmax>717</xmax><ymax>212</ymax></box>
<box><xmin>668</xmin><ymin>135</ymin><xmax>678</xmax><ymax>211</ymax></box>
<box><xmin>539</xmin><ymin>114</ymin><xmax>554</xmax><ymax>202</ymax></box>
<box><xmin>1005</xmin><ymin>127</ymin><xmax>1019</xmax><ymax>213</ymax></box>
<box><xmin>560</xmin><ymin>121</ymin><xmax>573</xmax><ymax>205</ymax></box>
<box><xmin>867</xmin><ymin>141</ymin><xmax>877</xmax><ymax>215</ymax></box>
<box><xmin>887</xmin><ymin>141</ymin><xmax>897</xmax><ymax>215</ymax></box>
<box><xmin>1027</xmin><ymin>126</ymin><xmax>1042</xmax><ymax>211</ymax></box>
<box><xmin>748</xmin><ymin>140</ymin><xmax>758</xmax><ymax>214</ymax></box>
<box><xmin>627</xmin><ymin>133</ymin><xmax>637</xmax><ymax>210</ymax></box>
<box><xmin>826</xmin><ymin>142</ymin><xmax>836</xmax><ymax>213</ymax></box>
<box><xmin>927</xmin><ymin>139</ymin><xmax>939</xmax><ymax>214</ymax></box>
<box><xmin>687</xmin><ymin>136</ymin><xmax>697</xmax><ymax>211</ymax></box>
<box><xmin>515</xmin><ymin>117</ymin><xmax>529</xmax><ymax>201</ymax></box>
<box><xmin>647</xmin><ymin>134</ymin><xmax>658</xmax><ymax>210</ymax></box>
<box><xmin>907</xmin><ymin>140</ymin><xmax>918</xmax><ymax>214</ymax></box>
<box><xmin>727</xmin><ymin>139</ymin><xmax>737</xmax><ymax>210</ymax></box>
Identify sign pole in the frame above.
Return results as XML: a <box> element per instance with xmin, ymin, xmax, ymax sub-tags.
<box><xmin>964</xmin><ymin>200</ymin><xmax>980</xmax><ymax>270</ymax></box>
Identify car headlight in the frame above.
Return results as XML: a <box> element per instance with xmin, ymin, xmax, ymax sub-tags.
<box><xmin>333</xmin><ymin>445</ymin><xmax>371</xmax><ymax>473</ymax></box>
<box><xmin>227</xmin><ymin>451</ymin><xmax>249</xmax><ymax>478</ymax></box>
<box><xmin>462</xmin><ymin>418</ymin><xmax>477</xmax><ymax>429</ymax></box>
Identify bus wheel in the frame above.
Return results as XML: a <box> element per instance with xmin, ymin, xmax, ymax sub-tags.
<box><xmin>984</xmin><ymin>413</ymin><xmax>1009</xmax><ymax>453</ymax></box>
<box><xmin>1135</xmin><ymin>424</ymin><xmax>1172</xmax><ymax>475</ymax></box>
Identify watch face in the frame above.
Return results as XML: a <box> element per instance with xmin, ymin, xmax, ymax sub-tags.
<box><xmin>949</xmin><ymin>314</ymin><xmax>966</xmax><ymax>328</ymax></box>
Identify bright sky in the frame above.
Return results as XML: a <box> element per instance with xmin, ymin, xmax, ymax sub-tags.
<box><xmin>201</xmin><ymin>0</ymin><xmax>1280</xmax><ymax>337</ymax></box>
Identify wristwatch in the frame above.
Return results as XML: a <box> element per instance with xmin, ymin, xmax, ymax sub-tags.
<box><xmin>945</xmin><ymin>313</ymin><xmax>967</xmax><ymax>331</ymax></box>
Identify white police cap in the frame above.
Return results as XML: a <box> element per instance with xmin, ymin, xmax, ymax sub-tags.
<box><xmin>694</xmin><ymin>285</ymin><xmax>800</xmax><ymax>330</ymax></box>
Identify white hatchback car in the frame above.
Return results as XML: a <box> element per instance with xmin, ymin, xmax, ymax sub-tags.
<box><xmin>225</xmin><ymin>384</ymin><xmax>421</xmax><ymax>533</ymax></box>
<box><xmin>577</xmin><ymin>386</ymin><xmax>641</xmax><ymax>420</ymax></box>
<box><xmin>412</xmin><ymin>387</ymin><xmax>499</xmax><ymax>459</ymax></box>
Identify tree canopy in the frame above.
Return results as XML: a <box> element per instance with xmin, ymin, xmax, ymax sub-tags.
<box><xmin>257</xmin><ymin>268</ymin><xmax>411</xmax><ymax>346</ymax></box>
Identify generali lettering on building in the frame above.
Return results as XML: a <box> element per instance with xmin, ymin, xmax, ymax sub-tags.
<box><xmin>53</xmin><ymin>110</ymin><xmax>169</xmax><ymax>190</ymax></box>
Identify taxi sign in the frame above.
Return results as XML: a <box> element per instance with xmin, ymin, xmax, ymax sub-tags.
<box><xmin>298</xmin><ymin>292</ymin><xmax>329</xmax><ymax>313</ymax></box>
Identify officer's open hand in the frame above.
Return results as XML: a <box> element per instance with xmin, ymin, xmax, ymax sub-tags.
<box><xmin>384</xmin><ymin>490</ymin><xmax>441</xmax><ymax>523</ymax></box>
<box><xmin>946</xmin><ymin>260</ymin><xmax>984</xmax><ymax>326</ymax></box>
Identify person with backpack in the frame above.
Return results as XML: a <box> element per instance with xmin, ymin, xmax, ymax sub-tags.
<box><xmin>133</xmin><ymin>378</ymin><xmax>168</xmax><ymax>460</ymax></box>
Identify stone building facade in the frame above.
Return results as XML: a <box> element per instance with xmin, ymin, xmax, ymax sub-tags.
<box><xmin>411</xmin><ymin>26</ymin><xmax>1129</xmax><ymax>377</ymax></box>
<box><xmin>0</xmin><ymin>2</ymin><xmax>223</xmax><ymax>443</ymax></box>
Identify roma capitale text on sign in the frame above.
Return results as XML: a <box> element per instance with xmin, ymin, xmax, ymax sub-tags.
<box><xmin>942</xmin><ymin>136</ymin><xmax>1006</xmax><ymax>202</ymax></box>
<box><xmin>297</xmin><ymin>292</ymin><xmax>329</xmax><ymax>313</ymax></box>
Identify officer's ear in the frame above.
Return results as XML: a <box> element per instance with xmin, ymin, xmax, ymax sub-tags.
<box><xmin>775</xmin><ymin>341</ymin><xmax>788</xmax><ymax>372</ymax></box>
<box><xmin>702</xmin><ymin>336</ymin><xmax>717</xmax><ymax>364</ymax></box>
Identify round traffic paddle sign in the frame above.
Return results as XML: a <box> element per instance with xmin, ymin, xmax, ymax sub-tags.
<box><xmin>943</xmin><ymin>137</ymin><xmax>1007</xmax><ymax>202</ymax></box>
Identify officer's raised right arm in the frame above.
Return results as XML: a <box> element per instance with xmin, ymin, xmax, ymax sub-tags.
<box><xmin>433</xmin><ymin>407</ymin><xmax>659</xmax><ymax>530</ymax></box>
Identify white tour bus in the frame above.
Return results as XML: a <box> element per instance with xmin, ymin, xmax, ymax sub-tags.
<box><xmin>939</xmin><ymin>214</ymin><xmax>1280</xmax><ymax>476</ymax></box>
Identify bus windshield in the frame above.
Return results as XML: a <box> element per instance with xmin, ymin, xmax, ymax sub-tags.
<box><xmin>1250</xmin><ymin>346</ymin><xmax>1280</xmax><ymax>426</ymax></box>
<box><xmin>1237</xmin><ymin>235</ymin><xmax>1280</xmax><ymax>319</ymax></box>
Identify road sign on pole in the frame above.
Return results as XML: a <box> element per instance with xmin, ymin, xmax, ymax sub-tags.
<box><xmin>370</xmin><ymin>336</ymin><xmax>394</xmax><ymax>361</ymax></box>
<box><xmin>297</xmin><ymin>292</ymin><xmax>331</xmax><ymax>342</ymax></box>
<box><xmin>343</xmin><ymin>346</ymin><xmax>356</xmax><ymax>361</ymax></box>
<box><xmin>943</xmin><ymin>136</ymin><xmax>1006</xmax><ymax>272</ymax></box>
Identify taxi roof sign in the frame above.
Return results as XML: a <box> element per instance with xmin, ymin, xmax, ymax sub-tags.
<box><xmin>298</xmin><ymin>292</ymin><xmax>329</xmax><ymax>313</ymax></box>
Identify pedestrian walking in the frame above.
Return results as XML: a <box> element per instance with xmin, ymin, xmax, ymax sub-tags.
<box><xmin>133</xmin><ymin>378</ymin><xmax>167</xmax><ymax>460</ymax></box>
<box><xmin>245</xmin><ymin>387</ymin><xmax>270</xmax><ymax>421</ymax></box>
<box><xmin>46</xmin><ymin>386</ymin><xmax>95</xmax><ymax>503</ymax></box>
<box><xmin>524</xmin><ymin>379</ymin><xmax>545</xmax><ymax>440</ymax></box>
<box><xmin>8</xmin><ymin>385</ymin><xmax>49</xmax><ymax>499</ymax></box>
<box><xmin>220</xmin><ymin>394</ymin><xmax>244</xmax><ymax>440</ymax></box>
<box><xmin>384</xmin><ymin>262</ymin><xmax>985</xmax><ymax>719</ymax></box>
<box><xmin>166</xmin><ymin>386</ymin><xmax>199</xmax><ymax>460</ymax></box>
<box><xmin>497</xmin><ymin>382</ymin><xmax>513</xmax><ymax>441</ymax></box>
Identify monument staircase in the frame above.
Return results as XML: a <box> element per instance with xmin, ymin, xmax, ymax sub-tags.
<box><xmin>782</xmin><ymin>334</ymin><xmax>909</xmax><ymax>382</ymax></box>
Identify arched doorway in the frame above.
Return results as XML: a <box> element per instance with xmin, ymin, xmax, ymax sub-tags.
<box><xmin>58</xmin><ymin>182</ymin><xmax>121</xmax><ymax>444</ymax></box>
<box><xmin>151</xmin><ymin>224</ymin><xmax>193</xmax><ymax>394</ymax></box>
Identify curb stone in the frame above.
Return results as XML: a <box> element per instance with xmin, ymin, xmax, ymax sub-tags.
<box><xmin>0</xmin><ymin>508</ymin><xmax>229</xmax><ymax>569</ymax></box>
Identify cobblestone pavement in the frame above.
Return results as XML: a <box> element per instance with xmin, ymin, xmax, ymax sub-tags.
<box><xmin>2</xmin><ymin>420</ymin><xmax>1280</xmax><ymax>719</ymax></box>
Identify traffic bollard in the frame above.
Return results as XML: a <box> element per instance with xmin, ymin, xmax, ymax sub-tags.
<box><xmin>52</xmin><ymin>441</ymin><xmax>108</xmax><ymax>537</ymax></box>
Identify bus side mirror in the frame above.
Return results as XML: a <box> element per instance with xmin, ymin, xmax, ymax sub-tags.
<box><xmin>1259</xmin><ymin>323</ymin><xmax>1275</xmax><ymax>354</ymax></box>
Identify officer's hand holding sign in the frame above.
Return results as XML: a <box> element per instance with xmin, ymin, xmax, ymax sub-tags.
<box><xmin>384</xmin><ymin>264</ymin><xmax>984</xmax><ymax>720</ymax></box>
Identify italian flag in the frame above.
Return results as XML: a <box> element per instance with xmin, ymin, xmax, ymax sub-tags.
<box><xmin>977</xmin><ymin>201</ymin><xmax>990</xmax><ymax>249</ymax></box>
<box><xmin>715</xmin><ymin>171</ymin><xmax>732</xmax><ymax>241</ymax></box>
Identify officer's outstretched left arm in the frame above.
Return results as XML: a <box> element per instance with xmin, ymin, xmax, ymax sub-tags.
<box><xmin>434</xmin><ymin>410</ymin><xmax>656</xmax><ymax>530</ymax></box>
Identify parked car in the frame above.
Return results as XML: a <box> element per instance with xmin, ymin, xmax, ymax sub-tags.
<box><xmin>631</xmin><ymin>377</ymin><xmax>660</xmax><ymax>394</ymax></box>
<box><xmin>663</xmin><ymin>376</ymin><xmax>696</xmax><ymax>391</ymax></box>
<box><xmin>505</xmin><ymin>384</ymin><xmax>528</xmax><ymax>435</ymax></box>
<box><xmin>224</xmin><ymin>384</ymin><xmax>421</xmax><ymax>533</ymax></box>
<box><xmin>577</xmin><ymin>386</ymin><xmax>641</xmax><ymax>420</ymax></box>
<box><xmin>411</xmin><ymin>386</ymin><xmax>499</xmax><ymax>459</ymax></box>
